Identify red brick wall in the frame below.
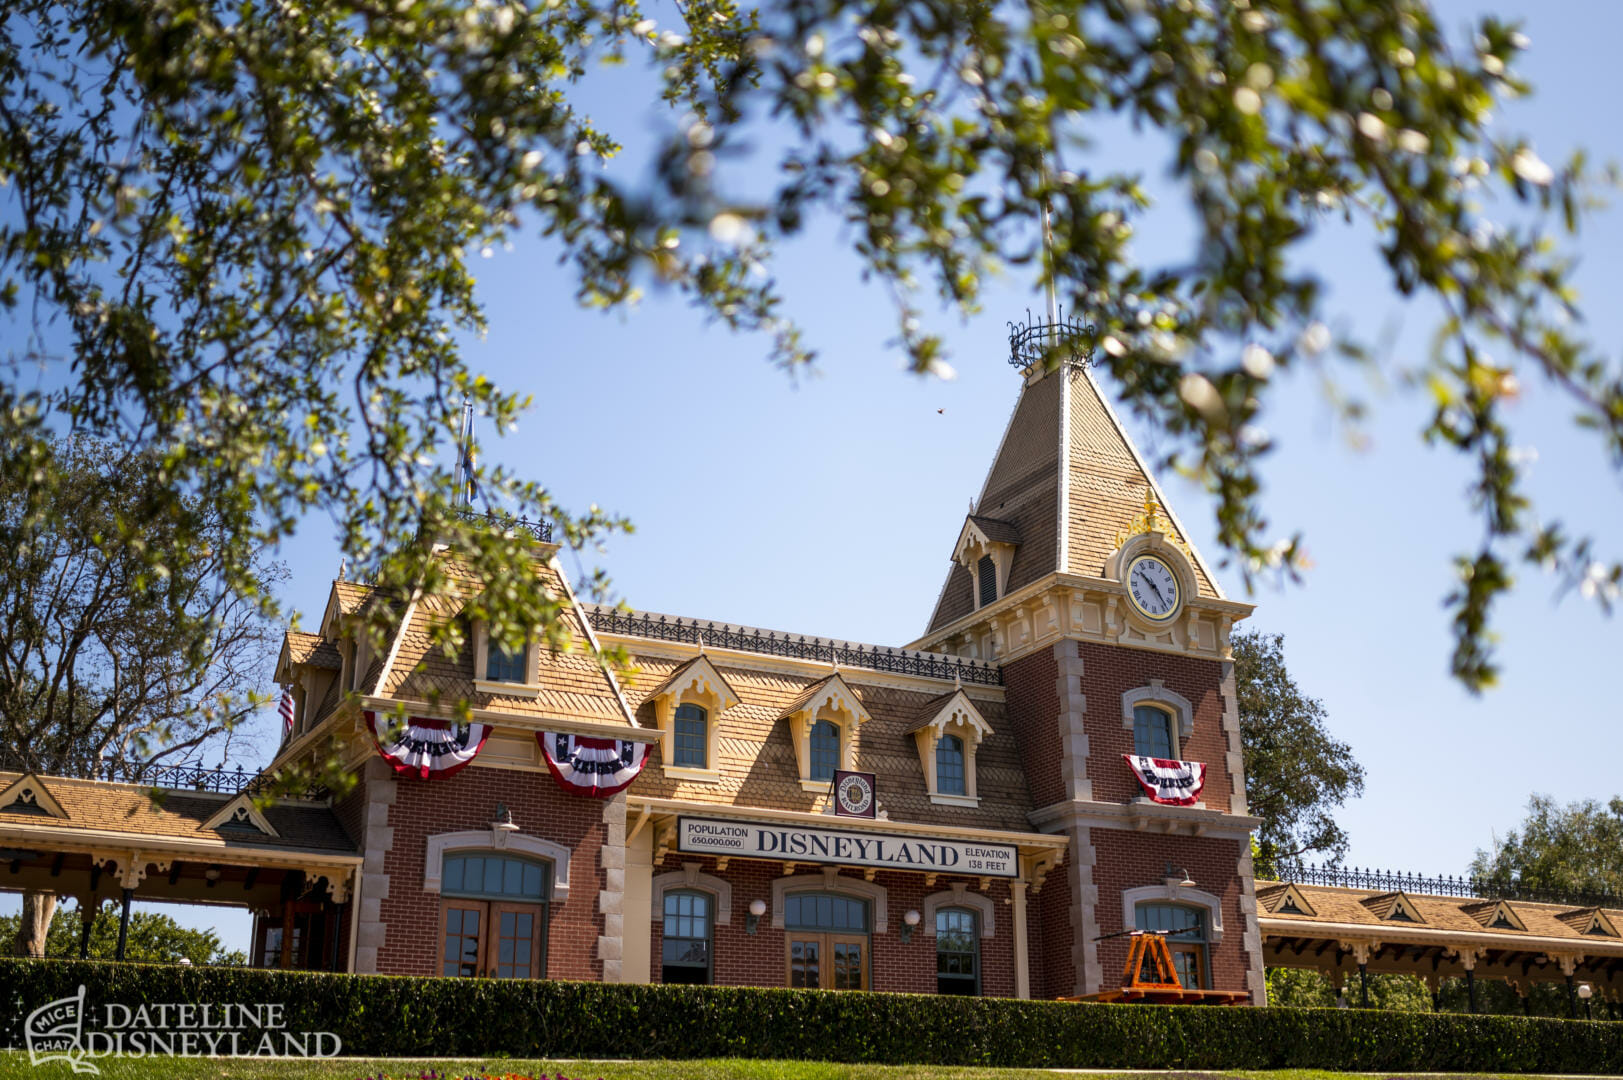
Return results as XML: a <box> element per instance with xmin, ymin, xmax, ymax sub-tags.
<box><xmin>1029</xmin><ymin>848</ymin><xmax>1075</xmax><ymax>999</ymax></box>
<box><xmin>645</xmin><ymin>855</ymin><xmax>1017</xmax><ymax>997</ymax></box>
<box><xmin>1088</xmin><ymin>829</ymin><xmax>1249</xmax><ymax>993</ymax></box>
<box><xmin>374</xmin><ymin>764</ymin><xmax>607</xmax><ymax>979</ymax></box>
<box><xmin>1077</xmin><ymin>641</ymin><xmax>1231</xmax><ymax>809</ymax></box>
<box><xmin>1002</xmin><ymin>646</ymin><xmax>1064</xmax><ymax>808</ymax></box>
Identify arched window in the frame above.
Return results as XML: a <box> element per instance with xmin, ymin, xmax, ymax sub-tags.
<box><xmin>809</xmin><ymin>719</ymin><xmax>840</xmax><ymax>782</ymax></box>
<box><xmin>976</xmin><ymin>553</ymin><xmax>997</xmax><ymax>607</ymax></box>
<box><xmin>661</xmin><ymin>889</ymin><xmax>712</xmax><ymax>984</ymax></box>
<box><xmin>486</xmin><ymin>637</ymin><xmax>527</xmax><ymax>683</ymax></box>
<box><xmin>1132</xmin><ymin>704</ymin><xmax>1175</xmax><ymax>759</ymax></box>
<box><xmin>1135</xmin><ymin>902</ymin><xmax>1206</xmax><ymax>989</ymax></box>
<box><xmin>439</xmin><ymin>852</ymin><xmax>549</xmax><ymax>979</ymax></box>
<box><xmin>784</xmin><ymin>893</ymin><xmax>868</xmax><ymax>990</ymax></box>
<box><xmin>936</xmin><ymin>735</ymin><xmax>966</xmax><ymax>796</ymax></box>
<box><xmin>935</xmin><ymin>908</ymin><xmax>979</xmax><ymax>995</ymax></box>
<box><xmin>673</xmin><ymin>704</ymin><xmax>708</xmax><ymax>769</ymax></box>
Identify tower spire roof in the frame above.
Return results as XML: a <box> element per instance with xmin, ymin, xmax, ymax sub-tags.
<box><xmin>920</xmin><ymin>360</ymin><xmax>1222</xmax><ymax>639</ymax></box>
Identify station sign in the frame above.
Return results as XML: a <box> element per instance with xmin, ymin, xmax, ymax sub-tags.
<box><xmin>676</xmin><ymin>815</ymin><xmax>1019</xmax><ymax>878</ymax></box>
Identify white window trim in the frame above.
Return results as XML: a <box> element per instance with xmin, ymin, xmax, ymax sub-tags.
<box><xmin>424</xmin><ymin>830</ymin><xmax>571</xmax><ymax>903</ymax></box>
<box><xmin>1122</xmin><ymin>681</ymin><xmax>1194</xmax><ymax>758</ymax></box>
<box><xmin>651</xmin><ymin>656</ymin><xmax>738</xmax><ymax>785</ymax></box>
<box><xmin>472</xmin><ymin>619</ymin><xmax>543</xmax><ymax>699</ymax></box>
<box><xmin>785</xmin><ymin>674</ymin><xmax>870</xmax><ymax>789</ymax></box>
<box><xmin>910</xmin><ymin>690</ymin><xmax>993</xmax><ymax>806</ymax></box>
<box><xmin>1122</xmin><ymin>881</ymin><xmax>1224</xmax><ymax>944</ymax></box>
<box><xmin>954</xmin><ymin>519</ymin><xmax>1017</xmax><ymax>611</ymax></box>
<box><xmin>921</xmin><ymin>883</ymin><xmax>997</xmax><ymax>940</ymax></box>
<box><xmin>650</xmin><ymin>861</ymin><xmax>733</xmax><ymax>925</ymax></box>
<box><xmin>772</xmin><ymin>867</ymin><xmax>888</xmax><ymax>933</ymax></box>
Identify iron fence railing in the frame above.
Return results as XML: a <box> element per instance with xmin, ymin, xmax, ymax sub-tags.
<box><xmin>1008</xmin><ymin>306</ymin><xmax>1096</xmax><ymax>370</ymax></box>
<box><xmin>586</xmin><ymin>607</ymin><xmax>1004</xmax><ymax>686</ymax></box>
<box><xmin>456</xmin><ymin>507</ymin><xmax>553</xmax><ymax>543</ymax></box>
<box><xmin>1271</xmin><ymin>862</ymin><xmax>1621</xmax><ymax>910</ymax></box>
<box><xmin>0</xmin><ymin>753</ymin><xmax>323</xmax><ymax>799</ymax></box>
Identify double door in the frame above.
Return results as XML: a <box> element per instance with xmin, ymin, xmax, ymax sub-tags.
<box><xmin>441</xmin><ymin>899</ymin><xmax>544</xmax><ymax>979</ymax></box>
<box><xmin>787</xmin><ymin>933</ymin><xmax>867</xmax><ymax>990</ymax></box>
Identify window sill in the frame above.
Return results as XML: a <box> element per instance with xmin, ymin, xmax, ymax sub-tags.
<box><xmin>475</xmin><ymin>679</ymin><xmax>543</xmax><ymax>698</ymax></box>
<box><xmin>662</xmin><ymin>766</ymin><xmax>724</xmax><ymax>784</ymax></box>
<box><xmin>928</xmin><ymin>793</ymin><xmax>981</xmax><ymax>808</ymax></box>
<box><xmin>799</xmin><ymin>778</ymin><xmax>836</xmax><ymax>793</ymax></box>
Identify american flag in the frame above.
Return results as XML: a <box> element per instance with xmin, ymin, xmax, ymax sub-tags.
<box><xmin>279</xmin><ymin>690</ymin><xmax>295</xmax><ymax>733</ymax></box>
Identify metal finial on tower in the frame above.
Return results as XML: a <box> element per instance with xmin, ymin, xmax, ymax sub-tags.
<box><xmin>1009</xmin><ymin>160</ymin><xmax>1095</xmax><ymax>372</ymax></box>
<box><xmin>455</xmin><ymin>398</ymin><xmax>479</xmax><ymax>508</ymax></box>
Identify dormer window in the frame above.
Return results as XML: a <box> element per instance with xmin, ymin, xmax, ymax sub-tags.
<box><xmin>954</xmin><ymin>516</ymin><xmax>1020</xmax><ymax>612</ymax></box>
<box><xmin>673</xmin><ymin>704</ymin><xmax>708</xmax><ymax>769</ymax></box>
<box><xmin>936</xmin><ymin>735</ymin><xmax>967</xmax><ymax>796</ymax></box>
<box><xmin>647</xmin><ymin>655</ymin><xmax>739</xmax><ymax>784</ymax></box>
<box><xmin>909</xmin><ymin>689</ymin><xmax>993</xmax><ymax>806</ymax></box>
<box><xmin>809</xmin><ymin>720</ymin><xmax>840</xmax><ymax>781</ymax></box>
<box><xmin>782</xmin><ymin>674</ymin><xmax>871</xmax><ymax>793</ymax></box>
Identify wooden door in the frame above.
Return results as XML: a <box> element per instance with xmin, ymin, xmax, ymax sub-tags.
<box><xmin>487</xmin><ymin>902</ymin><xmax>542</xmax><ymax>979</ymax></box>
<box><xmin>829</xmin><ymin>934</ymin><xmax>867</xmax><ymax>991</ymax></box>
<box><xmin>787</xmin><ymin>936</ymin><xmax>822</xmax><ymax>988</ymax></box>
<box><xmin>441</xmin><ymin>900</ymin><xmax>487</xmax><ymax>977</ymax></box>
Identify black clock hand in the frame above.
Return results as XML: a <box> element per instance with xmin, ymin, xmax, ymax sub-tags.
<box><xmin>1139</xmin><ymin>571</ymin><xmax>1167</xmax><ymax>607</ymax></box>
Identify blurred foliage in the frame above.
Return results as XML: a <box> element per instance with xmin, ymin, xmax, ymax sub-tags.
<box><xmin>1472</xmin><ymin>793</ymin><xmax>1623</xmax><ymax>897</ymax></box>
<box><xmin>0</xmin><ymin>903</ymin><xmax>246</xmax><ymax>966</ymax></box>
<box><xmin>2</xmin><ymin>0</ymin><xmax>1619</xmax><ymax>786</ymax></box>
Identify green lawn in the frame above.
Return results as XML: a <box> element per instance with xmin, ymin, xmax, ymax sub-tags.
<box><xmin>0</xmin><ymin>1057</ymin><xmax>1590</xmax><ymax>1080</ymax></box>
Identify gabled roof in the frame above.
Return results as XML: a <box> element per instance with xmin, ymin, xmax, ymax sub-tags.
<box><xmin>1256</xmin><ymin>881</ymin><xmax>1317</xmax><ymax>917</ymax></box>
<box><xmin>285</xmin><ymin>632</ymin><xmax>341</xmax><ymax>670</ymax></box>
<box><xmin>0</xmin><ymin>774</ymin><xmax>68</xmax><ymax>820</ymax></box>
<box><xmin>1557</xmin><ymin>907</ymin><xmax>1621</xmax><ymax>938</ymax></box>
<box><xmin>924</xmin><ymin>366</ymin><xmax>1222</xmax><ymax>636</ymax></box>
<box><xmin>1362</xmin><ymin>890</ymin><xmax>1427</xmax><ymax>924</ymax></box>
<box><xmin>906</xmin><ymin>688</ymin><xmax>993</xmax><ymax>743</ymax></box>
<box><xmin>200</xmin><ymin>793</ymin><xmax>279</xmax><ymax>838</ymax></box>
<box><xmin>965</xmin><ymin>515</ymin><xmax>1022</xmax><ymax>547</ymax></box>
<box><xmin>1462</xmin><ymin>899</ymin><xmax>1526</xmax><ymax>932</ymax></box>
<box><xmin>647</xmin><ymin>654</ymin><xmax>740</xmax><ymax>712</ymax></box>
<box><xmin>781</xmin><ymin>673</ymin><xmax>871</xmax><ymax>726</ymax></box>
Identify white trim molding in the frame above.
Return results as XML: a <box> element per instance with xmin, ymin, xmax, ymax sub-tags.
<box><xmin>1122</xmin><ymin>881</ymin><xmax>1226</xmax><ymax>944</ymax></box>
<box><xmin>921</xmin><ymin>883</ymin><xmax>997</xmax><ymax>939</ymax></box>
<box><xmin>650</xmin><ymin>861</ymin><xmax>733</xmax><ymax>925</ymax></box>
<box><xmin>1122</xmin><ymin>680</ymin><xmax>1194</xmax><ymax>740</ymax></box>
<box><xmin>423</xmin><ymin>829</ymin><xmax>572</xmax><ymax>903</ymax></box>
<box><xmin>771</xmin><ymin>867</ymin><xmax>889</xmax><ymax>933</ymax></box>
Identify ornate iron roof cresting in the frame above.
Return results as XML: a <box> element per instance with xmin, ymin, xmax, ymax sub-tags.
<box><xmin>1008</xmin><ymin>304</ymin><xmax>1095</xmax><ymax>372</ymax></box>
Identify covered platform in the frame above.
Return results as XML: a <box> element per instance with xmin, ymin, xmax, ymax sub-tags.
<box><xmin>1259</xmin><ymin>870</ymin><xmax>1623</xmax><ymax>1017</ymax></box>
<box><xmin>0</xmin><ymin>768</ymin><xmax>360</xmax><ymax>969</ymax></box>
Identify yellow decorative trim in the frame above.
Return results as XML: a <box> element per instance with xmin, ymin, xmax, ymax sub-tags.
<box><xmin>1114</xmin><ymin>493</ymin><xmax>1192</xmax><ymax>562</ymax></box>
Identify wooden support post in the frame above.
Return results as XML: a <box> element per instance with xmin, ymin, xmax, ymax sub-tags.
<box><xmin>279</xmin><ymin>901</ymin><xmax>294</xmax><ymax>969</ymax></box>
<box><xmin>115</xmin><ymin>888</ymin><xmax>133</xmax><ymax>962</ymax></box>
<box><xmin>1466</xmin><ymin>969</ymin><xmax>1476</xmax><ymax>1014</ymax></box>
<box><xmin>78</xmin><ymin>902</ymin><xmax>95</xmax><ymax>960</ymax></box>
<box><xmin>328</xmin><ymin>905</ymin><xmax>344</xmax><ymax>972</ymax></box>
<box><xmin>1568</xmin><ymin>974</ymin><xmax>1578</xmax><ymax>1019</ymax></box>
<box><xmin>1359</xmin><ymin>963</ymin><xmax>1369</xmax><ymax>1009</ymax></box>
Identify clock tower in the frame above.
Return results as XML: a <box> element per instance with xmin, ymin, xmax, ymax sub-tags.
<box><xmin>909</xmin><ymin>329</ymin><xmax>1265</xmax><ymax>1002</ymax></box>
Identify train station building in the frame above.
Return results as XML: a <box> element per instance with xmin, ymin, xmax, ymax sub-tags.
<box><xmin>6</xmin><ymin>343</ymin><xmax>1620</xmax><ymax>1007</ymax></box>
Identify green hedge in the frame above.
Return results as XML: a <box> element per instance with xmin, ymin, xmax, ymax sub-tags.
<box><xmin>3</xmin><ymin>959</ymin><xmax>1620</xmax><ymax>1072</ymax></box>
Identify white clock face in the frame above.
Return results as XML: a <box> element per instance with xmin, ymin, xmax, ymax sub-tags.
<box><xmin>1127</xmin><ymin>555</ymin><xmax>1180</xmax><ymax>621</ymax></box>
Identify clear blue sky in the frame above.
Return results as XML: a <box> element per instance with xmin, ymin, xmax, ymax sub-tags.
<box><xmin>15</xmin><ymin>0</ymin><xmax>1617</xmax><ymax>956</ymax></box>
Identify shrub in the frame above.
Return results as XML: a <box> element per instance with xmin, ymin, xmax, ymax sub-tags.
<box><xmin>3</xmin><ymin>958</ymin><xmax>1620</xmax><ymax>1073</ymax></box>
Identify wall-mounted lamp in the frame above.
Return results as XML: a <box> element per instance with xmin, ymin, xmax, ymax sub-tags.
<box><xmin>1164</xmin><ymin>862</ymin><xmax>1196</xmax><ymax>888</ymax></box>
<box><xmin>204</xmin><ymin>865</ymin><xmax>222</xmax><ymax>885</ymax></box>
<box><xmin>746</xmin><ymin>898</ymin><xmax>767</xmax><ymax>935</ymax></box>
<box><xmin>901</xmin><ymin>908</ymin><xmax>921</xmax><ymax>943</ymax></box>
<box><xmin>492</xmin><ymin>803</ymin><xmax>519</xmax><ymax>832</ymax></box>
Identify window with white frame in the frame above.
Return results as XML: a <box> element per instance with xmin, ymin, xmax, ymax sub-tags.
<box><xmin>648</xmin><ymin>655</ymin><xmax>739</xmax><ymax>783</ymax></box>
<box><xmin>1132</xmin><ymin>704</ymin><xmax>1175</xmax><ymax>759</ymax></box>
<box><xmin>782</xmin><ymin>674</ymin><xmax>870</xmax><ymax>791</ymax></box>
<box><xmin>909</xmin><ymin>689</ymin><xmax>992</xmax><ymax>805</ymax></box>
<box><xmin>673</xmin><ymin>704</ymin><xmax>708</xmax><ymax>769</ymax></box>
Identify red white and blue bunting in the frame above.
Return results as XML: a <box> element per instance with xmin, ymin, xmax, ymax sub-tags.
<box><xmin>1123</xmin><ymin>754</ymin><xmax>1207</xmax><ymax>807</ymax></box>
<box><xmin>538</xmin><ymin>732</ymin><xmax>648</xmax><ymax>798</ymax></box>
<box><xmin>366</xmin><ymin>711</ymin><xmax>492</xmax><ymax>780</ymax></box>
